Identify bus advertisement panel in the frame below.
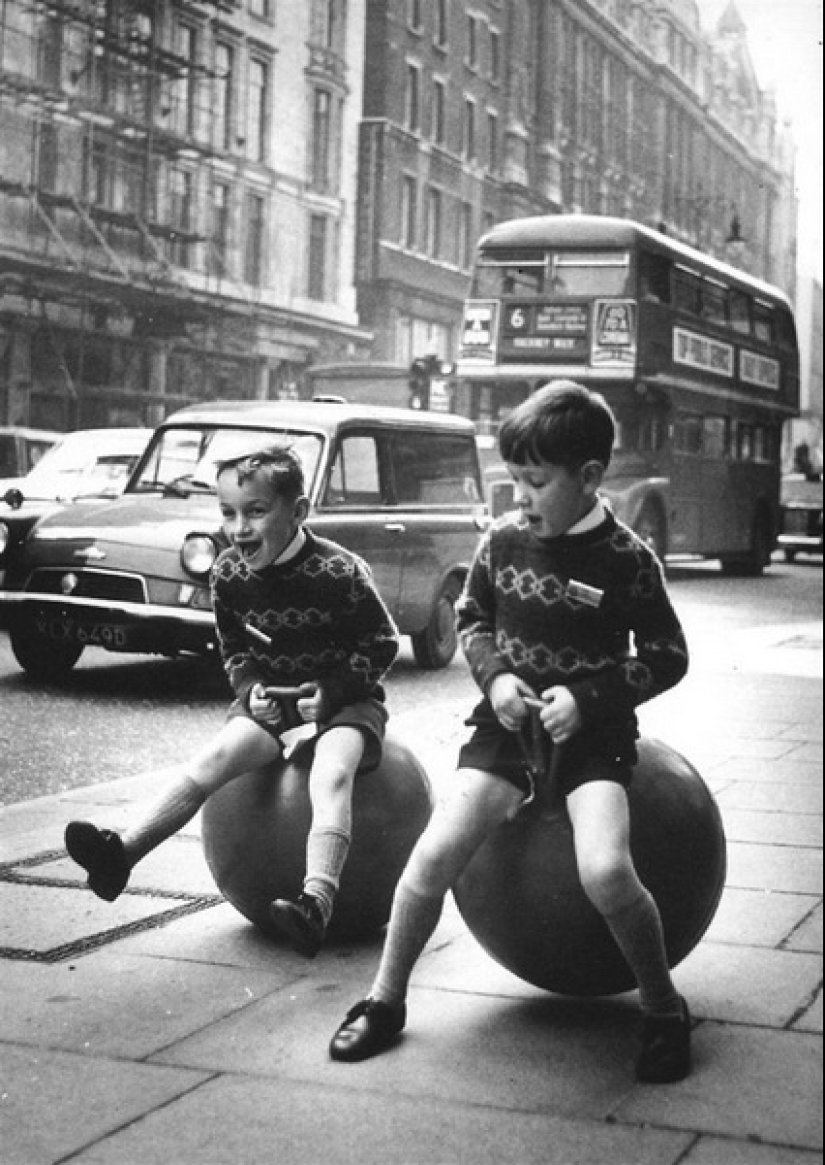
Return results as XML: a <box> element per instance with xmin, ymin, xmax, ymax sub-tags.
<box><xmin>457</xmin><ymin>215</ymin><xmax>799</xmax><ymax>575</ymax></box>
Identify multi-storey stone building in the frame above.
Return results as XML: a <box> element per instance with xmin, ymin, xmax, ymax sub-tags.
<box><xmin>0</xmin><ymin>0</ymin><xmax>369</xmax><ymax>430</ymax></box>
<box><xmin>0</xmin><ymin>1</ymin><xmax>800</xmax><ymax>431</ymax></box>
<box><xmin>357</xmin><ymin>0</ymin><xmax>796</xmax><ymax>372</ymax></box>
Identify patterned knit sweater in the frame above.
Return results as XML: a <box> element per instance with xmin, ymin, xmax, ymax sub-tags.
<box><xmin>210</xmin><ymin>528</ymin><xmax>399</xmax><ymax>715</ymax></box>
<box><xmin>457</xmin><ymin>508</ymin><xmax>688</xmax><ymax>750</ymax></box>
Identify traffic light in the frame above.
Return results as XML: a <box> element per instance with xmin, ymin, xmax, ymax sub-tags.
<box><xmin>408</xmin><ymin>355</ymin><xmax>441</xmax><ymax>409</ymax></box>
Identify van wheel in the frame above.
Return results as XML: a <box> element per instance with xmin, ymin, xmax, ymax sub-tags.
<box><xmin>10</xmin><ymin>615</ymin><xmax>84</xmax><ymax>679</ymax></box>
<box><xmin>411</xmin><ymin>576</ymin><xmax>462</xmax><ymax>669</ymax></box>
<box><xmin>635</xmin><ymin>501</ymin><xmax>667</xmax><ymax>561</ymax></box>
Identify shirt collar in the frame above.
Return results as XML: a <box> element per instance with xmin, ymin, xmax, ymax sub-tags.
<box><xmin>274</xmin><ymin>526</ymin><xmax>306</xmax><ymax>565</ymax></box>
<box><xmin>565</xmin><ymin>496</ymin><xmax>607</xmax><ymax>536</ymax></box>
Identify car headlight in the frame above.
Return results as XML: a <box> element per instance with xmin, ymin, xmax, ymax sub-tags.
<box><xmin>181</xmin><ymin>532</ymin><xmax>220</xmax><ymax>578</ymax></box>
<box><xmin>0</xmin><ymin>520</ymin><xmax>9</xmax><ymax>557</ymax></box>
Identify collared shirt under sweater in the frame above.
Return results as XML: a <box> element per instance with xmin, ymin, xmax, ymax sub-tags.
<box><xmin>211</xmin><ymin>527</ymin><xmax>399</xmax><ymax>715</ymax></box>
<box><xmin>457</xmin><ymin>506</ymin><xmax>689</xmax><ymax>750</ymax></box>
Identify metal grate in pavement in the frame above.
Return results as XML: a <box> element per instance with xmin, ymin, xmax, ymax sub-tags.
<box><xmin>0</xmin><ymin>848</ymin><xmax>222</xmax><ymax>963</ymax></box>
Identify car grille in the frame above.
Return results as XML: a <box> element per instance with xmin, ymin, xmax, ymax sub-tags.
<box><xmin>26</xmin><ymin>568</ymin><xmax>147</xmax><ymax>604</ymax></box>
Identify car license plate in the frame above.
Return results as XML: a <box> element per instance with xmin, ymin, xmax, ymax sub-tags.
<box><xmin>36</xmin><ymin>614</ymin><xmax>131</xmax><ymax>649</ymax></box>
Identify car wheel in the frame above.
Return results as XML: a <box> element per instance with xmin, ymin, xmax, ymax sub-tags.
<box><xmin>411</xmin><ymin>576</ymin><xmax>462</xmax><ymax>670</ymax></box>
<box><xmin>9</xmin><ymin>614</ymin><xmax>84</xmax><ymax>678</ymax></box>
<box><xmin>634</xmin><ymin>501</ymin><xmax>667</xmax><ymax>561</ymax></box>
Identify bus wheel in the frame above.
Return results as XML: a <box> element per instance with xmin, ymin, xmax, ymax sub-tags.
<box><xmin>635</xmin><ymin>502</ymin><xmax>667</xmax><ymax>561</ymax></box>
<box><xmin>412</xmin><ymin>575</ymin><xmax>462</xmax><ymax>669</ymax></box>
<box><xmin>10</xmin><ymin>615</ymin><xmax>84</xmax><ymax>679</ymax></box>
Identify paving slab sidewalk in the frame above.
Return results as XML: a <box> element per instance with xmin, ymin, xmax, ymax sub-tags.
<box><xmin>1</xmin><ymin>648</ymin><xmax>822</xmax><ymax>1165</ymax></box>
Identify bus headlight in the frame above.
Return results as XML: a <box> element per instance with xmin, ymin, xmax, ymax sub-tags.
<box><xmin>181</xmin><ymin>532</ymin><xmax>220</xmax><ymax>579</ymax></box>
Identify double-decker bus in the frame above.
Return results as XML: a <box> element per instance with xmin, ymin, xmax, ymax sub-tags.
<box><xmin>457</xmin><ymin>215</ymin><xmax>800</xmax><ymax>574</ymax></box>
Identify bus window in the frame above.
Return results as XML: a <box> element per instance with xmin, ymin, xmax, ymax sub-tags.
<box><xmin>675</xmin><ymin>413</ymin><xmax>703</xmax><ymax>454</ymax></box>
<box><xmin>737</xmin><ymin>423</ymin><xmax>754</xmax><ymax>460</ymax></box>
<box><xmin>673</xmin><ymin>267</ymin><xmax>702</xmax><ymax>316</ymax></box>
<box><xmin>639</xmin><ymin>414</ymin><xmax>668</xmax><ymax>452</ymax></box>
<box><xmin>550</xmin><ymin>250</ymin><xmax>630</xmax><ymax>297</ymax></box>
<box><xmin>702</xmin><ymin>281</ymin><xmax>728</xmax><ymax>327</ymax></box>
<box><xmin>753</xmin><ymin>302</ymin><xmax>774</xmax><ymax>345</ymax></box>
<box><xmin>753</xmin><ymin>425</ymin><xmax>772</xmax><ymax>463</ymax></box>
<box><xmin>729</xmin><ymin>290</ymin><xmax>751</xmax><ymax>335</ymax></box>
<box><xmin>703</xmin><ymin>416</ymin><xmax>729</xmax><ymax>458</ymax></box>
<box><xmin>472</xmin><ymin>257</ymin><xmax>545</xmax><ymax>298</ymax></box>
<box><xmin>639</xmin><ymin>252</ymin><xmax>671</xmax><ymax>303</ymax></box>
<box><xmin>775</xmin><ymin>309</ymin><xmax>797</xmax><ymax>350</ymax></box>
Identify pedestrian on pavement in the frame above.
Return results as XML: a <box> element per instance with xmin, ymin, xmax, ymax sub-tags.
<box><xmin>65</xmin><ymin>444</ymin><xmax>399</xmax><ymax>958</ymax></box>
<box><xmin>329</xmin><ymin>380</ymin><xmax>693</xmax><ymax>1082</ymax></box>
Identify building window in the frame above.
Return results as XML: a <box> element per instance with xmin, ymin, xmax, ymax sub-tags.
<box><xmin>174</xmin><ymin>25</ymin><xmax>198</xmax><ymax>138</ymax></box>
<box><xmin>432</xmin><ymin>78</ymin><xmax>446</xmax><ymax>145</ymax></box>
<box><xmin>463</xmin><ymin>97</ymin><xmax>476</xmax><ymax>160</ymax></box>
<box><xmin>426</xmin><ymin>187</ymin><xmax>442</xmax><ymax>258</ymax></box>
<box><xmin>37</xmin><ymin>123</ymin><xmax>59</xmax><ymax>192</ymax></box>
<box><xmin>311</xmin><ymin>0</ymin><xmax>337</xmax><ymax>48</ymax></box>
<box><xmin>459</xmin><ymin>201</ymin><xmax>474</xmax><ymax>270</ymax></box>
<box><xmin>405</xmin><ymin>62</ymin><xmax>420</xmax><ymax>132</ymax></box>
<box><xmin>308</xmin><ymin>213</ymin><xmax>328</xmax><ymax>299</ymax></box>
<box><xmin>487</xmin><ymin>110</ymin><xmax>498</xmax><ymax>172</ymax></box>
<box><xmin>489</xmin><ymin>28</ymin><xmax>500</xmax><ymax>82</ymax></box>
<box><xmin>170</xmin><ymin>169</ymin><xmax>193</xmax><ymax>268</ymax></box>
<box><xmin>215</xmin><ymin>42</ymin><xmax>235</xmax><ymax>152</ymax></box>
<box><xmin>435</xmin><ymin>0</ymin><xmax>448</xmax><ymax>47</ymax></box>
<box><xmin>247</xmin><ymin>57</ymin><xmax>269</xmax><ymax>163</ymax></box>
<box><xmin>311</xmin><ymin>88</ymin><xmax>332</xmax><ymax>191</ymax></box>
<box><xmin>37</xmin><ymin>14</ymin><xmax>62</xmax><ymax>86</ymax></box>
<box><xmin>467</xmin><ymin>14</ymin><xmax>479</xmax><ymax>69</ymax></box>
<box><xmin>86</xmin><ymin>139</ymin><xmax>111</xmax><ymax>206</ymax></box>
<box><xmin>244</xmin><ymin>192</ymin><xmax>265</xmax><ymax>285</ymax></box>
<box><xmin>401</xmin><ymin>175</ymin><xmax>418</xmax><ymax>248</ymax></box>
<box><xmin>210</xmin><ymin>181</ymin><xmax>230</xmax><ymax>274</ymax></box>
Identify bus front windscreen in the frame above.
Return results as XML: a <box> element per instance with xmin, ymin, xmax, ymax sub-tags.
<box><xmin>472</xmin><ymin>250</ymin><xmax>631</xmax><ymax>299</ymax></box>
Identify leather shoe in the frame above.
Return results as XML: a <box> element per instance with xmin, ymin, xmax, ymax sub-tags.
<box><xmin>269</xmin><ymin>892</ymin><xmax>326</xmax><ymax>958</ymax></box>
<box><xmin>65</xmin><ymin>821</ymin><xmax>130</xmax><ymax>901</ymax></box>
<box><xmin>329</xmin><ymin>998</ymin><xmax>406</xmax><ymax>1062</ymax></box>
<box><xmin>636</xmin><ymin>996</ymin><xmax>692</xmax><ymax>1083</ymax></box>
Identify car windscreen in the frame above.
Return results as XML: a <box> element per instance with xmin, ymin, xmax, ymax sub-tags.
<box><xmin>19</xmin><ymin>435</ymin><xmax>145</xmax><ymax>500</ymax></box>
<box><xmin>128</xmin><ymin>426</ymin><xmax>325</xmax><ymax>496</ymax></box>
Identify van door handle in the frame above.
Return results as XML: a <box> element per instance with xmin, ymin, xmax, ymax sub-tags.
<box><xmin>384</xmin><ymin>522</ymin><xmax>406</xmax><ymax>533</ymax></box>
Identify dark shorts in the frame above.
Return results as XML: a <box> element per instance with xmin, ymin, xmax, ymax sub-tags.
<box><xmin>227</xmin><ymin>695</ymin><xmax>388</xmax><ymax>774</ymax></box>
<box><xmin>457</xmin><ymin>699</ymin><xmax>635</xmax><ymax>798</ymax></box>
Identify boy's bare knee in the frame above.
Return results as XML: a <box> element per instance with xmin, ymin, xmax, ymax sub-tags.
<box><xmin>578</xmin><ymin>855</ymin><xmax>636</xmax><ymax>914</ymax></box>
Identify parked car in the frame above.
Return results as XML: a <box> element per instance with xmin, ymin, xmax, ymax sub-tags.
<box><xmin>0</xmin><ymin>401</ymin><xmax>488</xmax><ymax>678</ymax></box>
<box><xmin>0</xmin><ymin>428</ymin><xmax>152</xmax><ymax>568</ymax></box>
<box><xmin>777</xmin><ymin>473</ymin><xmax>823</xmax><ymax>562</ymax></box>
<box><xmin>0</xmin><ymin>426</ymin><xmax>60</xmax><ymax>493</ymax></box>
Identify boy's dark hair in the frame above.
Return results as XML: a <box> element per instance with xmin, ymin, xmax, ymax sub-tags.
<box><xmin>215</xmin><ymin>444</ymin><xmax>305</xmax><ymax>500</ymax></box>
<box><xmin>498</xmin><ymin>380</ymin><xmax>615</xmax><ymax>471</ymax></box>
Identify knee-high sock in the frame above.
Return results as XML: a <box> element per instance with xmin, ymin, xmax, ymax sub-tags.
<box><xmin>603</xmin><ymin>887</ymin><xmax>682</xmax><ymax>1016</ymax></box>
<box><xmin>303</xmin><ymin>827</ymin><xmax>351</xmax><ymax>925</ymax></box>
<box><xmin>370</xmin><ymin>879</ymin><xmax>444</xmax><ymax>1007</ymax></box>
<box><xmin>122</xmin><ymin>776</ymin><xmax>206</xmax><ymax>866</ymax></box>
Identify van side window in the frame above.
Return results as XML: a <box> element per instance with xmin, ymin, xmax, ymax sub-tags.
<box><xmin>324</xmin><ymin>435</ymin><xmax>383</xmax><ymax>506</ymax></box>
<box><xmin>390</xmin><ymin>432</ymin><xmax>481</xmax><ymax>505</ymax></box>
